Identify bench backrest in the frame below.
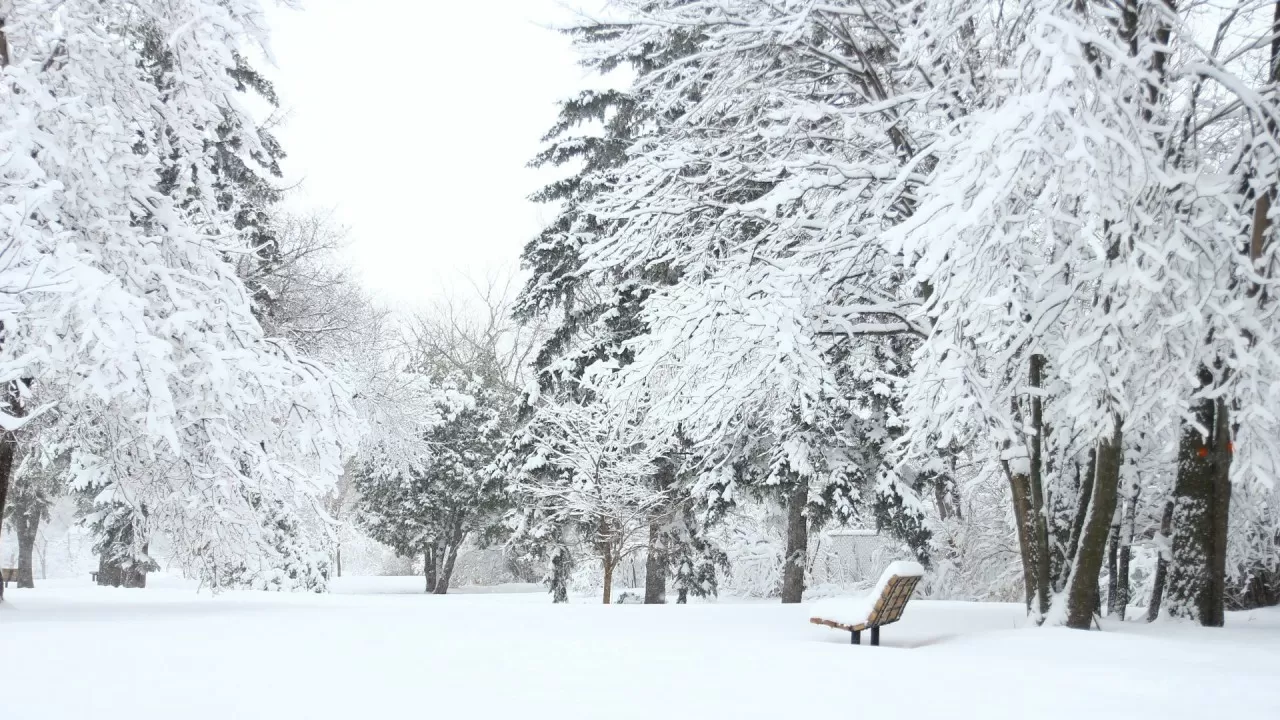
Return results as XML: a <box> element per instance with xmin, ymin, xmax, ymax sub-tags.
<box><xmin>866</xmin><ymin>574</ymin><xmax>921</xmax><ymax>627</ymax></box>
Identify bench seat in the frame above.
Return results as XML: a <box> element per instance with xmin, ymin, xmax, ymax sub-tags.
<box><xmin>809</xmin><ymin>560</ymin><xmax>924</xmax><ymax>645</ymax></box>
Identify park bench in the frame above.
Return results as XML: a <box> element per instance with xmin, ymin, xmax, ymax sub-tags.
<box><xmin>809</xmin><ymin>561</ymin><xmax>924</xmax><ymax>646</ymax></box>
<box><xmin>1</xmin><ymin>567</ymin><xmax>17</xmax><ymax>588</ymax></box>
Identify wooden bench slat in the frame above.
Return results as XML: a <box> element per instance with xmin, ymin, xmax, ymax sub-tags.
<box><xmin>809</xmin><ymin>617</ymin><xmax>868</xmax><ymax>632</ymax></box>
<box><xmin>809</xmin><ymin>567</ymin><xmax>923</xmax><ymax>644</ymax></box>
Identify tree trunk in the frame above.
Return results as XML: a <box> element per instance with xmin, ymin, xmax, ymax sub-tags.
<box><xmin>1208</xmin><ymin>399</ymin><xmax>1232</xmax><ymax>626</ymax></box>
<box><xmin>602</xmin><ymin>548</ymin><xmax>615</xmax><ymax>605</ymax></box>
<box><xmin>0</xmin><ymin>437</ymin><xmax>12</xmax><ymax>602</ymax></box>
<box><xmin>1115</xmin><ymin>539</ymin><xmax>1131</xmax><ymax>620</ymax></box>
<box><xmin>1106</xmin><ymin>504</ymin><xmax>1121</xmax><ymax>616</ymax></box>
<box><xmin>434</xmin><ymin>536</ymin><xmax>462</xmax><ymax>595</ymax></box>
<box><xmin>1028</xmin><ymin>353</ymin><xmax>1051</xmax><ymax>617</ymax></box>
<box><xmin>644</xmin><ymin>521</ymin><xmax>667</xmax><ymax>604</ymax></box>
<box><xmin>1167</xmin><ymin>371</ymin><xmax>1231</xmax><ymax>627</ymax></box>
<box><xmin>1147</xmin><ymin>501</ymin><xmax>1174</xmax><ymax>622</ymax></box>
<box><xmin>424</xmin><ymin>548</ymin><xmax>437</xmax><ymax>594</ymax></box>
<box><xmin>0</xmin><ymin>381</ymin><xmax>23</xmax><ymax>603</ymax></box>
<box><xmin>1061</xmin><ymin>451</ymin><xmax>1096</xmax><ymax>592</ymax></box>
<box><xmin>16</xmin><ymin>511</ymin><xmax>39</xmax><ymax>589</ymax></box>
<box><xmin>1003</xmin><ymin>460</ymin><xmax>1036</xmax><ymax>612</ymax></box>
<box><xmin>933</xmin><ymin>478</ymin><xmax>951</xmax><ymax>521</ymax></box>
<box><xmin>550</xmin><ymin>547</ymin><xmax>571</xmax><ymax>604</ymax></box>
<box><xmin>780</xmin><ymin>476</ymin><xmax>809</xmax><ymax>604</ymax></box>
<box><xmin>644</xmin><ymin>458</ymin><xmax>675</xmax><ymax>604</ymax></box>
<box><xmin>336</xmin><ymin>547</ymin><xmax>342</xmax><ymax>579</ymax></box>
<box><xmin>1064</xmin><ymin>421</ymin><xmax>1123</xmax><ymax>629</ymax></box>
<box><xmin>1115</xmin><ymin>484</ymin><xmax>1139</xmax><ymax>621</ymax></box>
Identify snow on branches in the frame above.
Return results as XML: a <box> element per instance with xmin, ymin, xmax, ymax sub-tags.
<box><xmin>515</xmin><ymin>0</ymin><xmax>1280</xmax><ymax>614</ymax></box>
<box><xmin>0</xmin><ymin>1</ymin><xmax>359</xmax><ymax>590</ymax></box>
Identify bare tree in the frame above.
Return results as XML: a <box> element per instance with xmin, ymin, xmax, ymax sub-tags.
<box><xmin>403</xmin><ymin>270</ymin><xmax>546</xmax><ymax>395</ymax></box>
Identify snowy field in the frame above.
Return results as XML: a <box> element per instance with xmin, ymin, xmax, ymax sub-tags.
<box><xmin>3</xmin><ymin>578</ymin><xmax>1278</xmax><ymax>720</ymax></box>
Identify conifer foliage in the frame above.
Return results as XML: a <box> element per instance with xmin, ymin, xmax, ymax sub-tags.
<box><xmin>510</xmin><ymin>0</ymin><xmax>1280</xmax><ymax>619</ymax></box>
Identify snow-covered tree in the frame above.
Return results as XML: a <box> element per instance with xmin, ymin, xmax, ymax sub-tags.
<box><xmin>2</xmin><ymin>424</ymin><xmax>64</xmax><ymax>589</ymax></box>
<box><xmin>542</xmin><ymin>0</ymin><xmax>937</xmax><ymax>604</ymax></box>
<box><xmin>525</xmin><ymin>0</ymin><xmax>1280</xmax><ymax>624</ymax></box>
<box><xmin>355</xmin><ymin>375</ymin><xmax>508</xmax><ymax>594</ymax></box>
<box><xmin>355</xmin><ymin>280</ymin><xmax>531</xmax><ymax>593</ymax></box>
<box><xmin>512</xmin><ymin>14</ymin><xmax>713</xmax><ymax>604</ymax></box>
<box><xmin>0</xmin><ymin>0</ymin><xmax>359</xmax><ymax>594</ymax></box>
<box><xmin>507</xmin><ymin>399</ymin><xmax>665</xmax><ymax>603</ymax></box>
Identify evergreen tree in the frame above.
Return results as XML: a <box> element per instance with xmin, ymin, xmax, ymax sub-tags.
<box><xmin>510</xmin><ymin>19</ymin><xmax>712</xmax><ymax>603</ymax></box>
<box><xmin>356</xmin><ymin>374</ymin><xmax>510</xmax><ymax>594</ymax></box>
<box><xmin>542</xmin><ymin>0</ymin><xmax>937</xmax><ymax>602</ymax></box>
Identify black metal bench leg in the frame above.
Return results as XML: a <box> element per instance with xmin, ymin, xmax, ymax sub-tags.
<box><xmin>851</xmin><ymin>630</ymin><xmax>860</xmax><ymax>645</ymax></box>
<box><xmin>871</xmin><ymin>627</ymin><xmax>880</xmax><ymax>646</ymax></box>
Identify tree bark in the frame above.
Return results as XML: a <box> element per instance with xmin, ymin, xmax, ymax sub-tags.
<box><xmin>1161</xmin><ymin>0</ymin><xmax>1272</xmax><ymax>625</ymax></box>
<box><xmin>933</xmin><ymin>479</ymin><xmax>952</xmax><ymax>521</ymax></box>
<box><xmin>15</xmin><ymin>510</ymin><xmax>38</xmax><ymax>589</ymax></box>
<box><xmin>424</xmin><ymin>548</ymin><xmax>437</xmax><ymax>594</ymax></box>
<box><xmin>1028</xmin><ymin>353</ymin><xmax>1051</xmax><ymax>617</ymax></box>
<box><xmin>1147</xmin><ymin>501</ymin><xmax>1174</xmax><ymax>622</ymax></box>
<box><xmin>550</xmin><ymin>546</ymin><xmax>571</xmax><ymax>604</ymax></box>
<box><xmin>1115</xmin><ymin>484</ymin><xmax>1139</xmax><ymax>620</ymax></box>
<box><xmin>1115</xmin><ymin>537</ymin><xmax>1130</xmax><ymax>620</ymax></box>
<box><xmin>1065</xmin><ymin>421</ymin><xmax>1123</xmax><ymax>629</ymax></box>
<box><xmin>1063</xmin><ymin>451</ymin><xmax>1096</xmax><ymax>591</ymax></box>
<box><xmin>0</xmin><ymin>434</ymin><xmax>12</xmax><ymax>602</ymax></box>
<box><xmin>0</xmin><ymin>381</ymin><xmax>23</xmax><ymax>602</ymax></box>
<box><xmin>644</xmin><ymin>521</ymin><xmax>668</xmax><ymax>604</ymax></box>
<box><xmin>1207</xmin><ymin>399</ymin><xmax>1231</xmax><ymax>626</ymax></box>
<box><xmin>780</xmin><ymin>475</ymin><xmax>809</xmax><ymax>604</ymax></box>
<box><xmin>433</xmin><ymin>536</ymin><xmax>462</xmax><ymax>595</ymax></box>
<box><xmin>1106</xmin><ymin>504</ymin><xmax>1121</xmax><ymax>616</ymax></box>
<box><xmin>1003</xmin><ymin>460</ymin><xmax>1036</xmax><ymax>612</ymax></box>
<box><xmin>1167</xmin><ymin>369</ymin><xmax>1231</xmax><ymax>627</ymax></box>
<box><xmin>643</xmin><ymin>458</ymin><xmax>673</xmax><ymax>604</ymax></box>
<box><xmin>602</xmin><ymin>546</ymin><xmax>615</xmax><ymax>605</ymax></box>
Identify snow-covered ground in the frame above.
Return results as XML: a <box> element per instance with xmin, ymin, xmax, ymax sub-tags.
<box><xmin>3</xmin><ymin>577</ymin><xmax>1277</xmax><ymax>719</ymax></box>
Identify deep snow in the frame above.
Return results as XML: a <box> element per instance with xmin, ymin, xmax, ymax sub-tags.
<box><xmin>2</xmin><ymin>576</ymin><xmax>1277</xmax><ymax>719</ymax></box>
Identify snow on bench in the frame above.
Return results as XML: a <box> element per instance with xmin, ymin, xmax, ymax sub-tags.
<box><xmin>809</xmin><ymin>560</ymin><xmax>924</xmax><ymax>646</ymax></box>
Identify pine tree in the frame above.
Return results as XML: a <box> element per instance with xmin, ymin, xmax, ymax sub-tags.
<box><xmin>549</xmin><ymin>0</ymin><xmax>939</xmax><ymax>603</ymax></box>
<box><xmin>511</xmin><ymin>19</ymin><xmax>708</xmax><ymax>603</ymax></box>
<box><xmin>356</xmin><ymin>374</ymin><xmax>509</xmax><ymax>594</ymax></box>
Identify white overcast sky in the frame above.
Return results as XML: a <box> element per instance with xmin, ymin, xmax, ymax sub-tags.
<box><xmin>263</xmin><ymin>0</ymin><xmax>601</xmax><ymax>308</ymax></box>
